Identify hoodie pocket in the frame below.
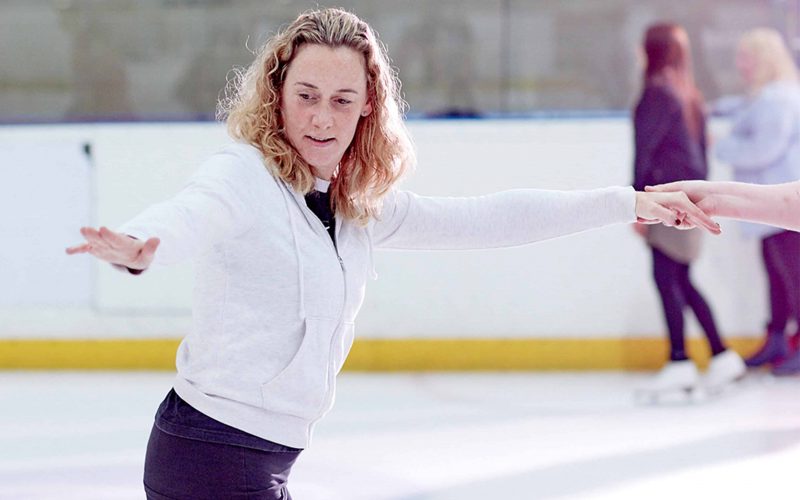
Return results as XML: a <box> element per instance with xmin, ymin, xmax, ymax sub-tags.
<box><xmin>260</xmin><ymin>317</ymin><xmax>334</xmax><ymax>419</ymax></box>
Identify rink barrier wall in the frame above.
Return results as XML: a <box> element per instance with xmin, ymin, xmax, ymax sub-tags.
<box><xmin>2</xmin><ymin>120</ymin><xmax>773</xmax><ymax>357</ymax></box>
<box><xmin>0</xmin><ymin>337</ymin><xmax>761</xmax><ymax>371</ymax></box>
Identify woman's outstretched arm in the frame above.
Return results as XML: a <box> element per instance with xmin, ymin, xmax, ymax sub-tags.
<box><xmin>371</xmin><ymin>187</ymin><xmax>720</xmax><ymax>251</ymax></box>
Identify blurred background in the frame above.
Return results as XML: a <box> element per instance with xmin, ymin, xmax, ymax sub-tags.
<box><xmin>2</xmin><ymin>0</ymin><xmax>798</xmax><ymax>122</ymax></box>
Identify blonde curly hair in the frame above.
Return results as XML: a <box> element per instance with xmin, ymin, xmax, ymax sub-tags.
<box><xmin>219</xmin><ymin>8</ymin><xmax>415</xmax><ymax>224</ymax></box>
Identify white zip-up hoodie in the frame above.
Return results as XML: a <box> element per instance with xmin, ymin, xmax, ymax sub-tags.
<box><xmin>120</xmin><ymin>142</ymin><xmax>636</xmax><ymax>448</ymax></box>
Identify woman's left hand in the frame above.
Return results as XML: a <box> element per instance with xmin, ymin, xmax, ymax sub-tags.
<box><xmin>634</xmin><ymin>191</ymin><xmax>721</xmax><ymax>235</ymax></box>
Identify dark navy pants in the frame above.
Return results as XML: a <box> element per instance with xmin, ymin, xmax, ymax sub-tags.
<box><xmin>762</xmin><ymin>230</ymin><xmax>800</xmax><ymax>335</ymax></box>
<box><xmin>143</xmin><ymin>423</ymin><xmax>301</xmax><ymax>499</ymax></box>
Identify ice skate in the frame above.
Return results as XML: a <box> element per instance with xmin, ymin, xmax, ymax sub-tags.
<box><xmin>745</xmin><ymin>332</ymin><xmax>789</xmax><ymax>367</ymax></box>
<box><xmin>703</xmin><ymin>350</ymin><xmax>746</xmax><ymax>396</ymax></box>
<box><xmin>772</xmin><ymin>350</ymin><xmax>800</xmax><ymax>376</ymax></box>
<box><xmin>635</xmin><ymin>360</ymin><xmax>700</xmax><ymax>404</ymax></box>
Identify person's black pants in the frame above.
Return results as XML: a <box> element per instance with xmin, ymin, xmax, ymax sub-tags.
<box><xmin>652</xmin><ymin>247</ymin><xmax>725</xmax><ymax>361</ymax></box>
<box><xmin>144</xmin><ymin>423</ymin><xmax>301</xmax><ymax>499</ymax></box>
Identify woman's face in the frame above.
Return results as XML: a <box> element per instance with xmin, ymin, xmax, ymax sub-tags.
<box><xmin>736</xmin><ymin>46</ymin><xmax>757</xmax><ymax>87</ymax></box>
<box><xmin>281</xmin><ymin>44</ymin><xmax>372</xmax><ymax>180</ymax></box>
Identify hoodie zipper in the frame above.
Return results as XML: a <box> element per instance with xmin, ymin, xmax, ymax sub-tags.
<box><xmin>296</xmin><ymin>196</ymin><xmax>348</xmax><ymax>422</ymax></box>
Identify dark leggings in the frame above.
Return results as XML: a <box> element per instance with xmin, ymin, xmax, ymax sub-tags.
<box><xmin>143</xmin><ymin>423</ymin><xmax>301</xmax><ymax>500</ymax></box>
<box><xmin>762</xmin><ymin>230</ymin><xmax>800</xmax><ymax>335</ymax></box>
<box><xmin>652</xmin><ymin>247</ymin><xmax>726</xmax><ymax>361</ymax></box>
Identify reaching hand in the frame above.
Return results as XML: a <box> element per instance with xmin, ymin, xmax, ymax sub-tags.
<box><xmin>646</xmin><ymin>180</ymin><xmax>800</xmax><ymax>232</ymax></box>
<box><xmin>634</xmin><ymin>191</ymin><xmax>721</xmax><ymax>235</ymax></box>
<box><xmin>644</xmin><ymin>181</ymin><xmax>722</xmax><ymax>216</ymax></box>
<box><xmin>66</xmin><ymin>226</ymin><xmax>160</xmax><ymax>271</ymax></box>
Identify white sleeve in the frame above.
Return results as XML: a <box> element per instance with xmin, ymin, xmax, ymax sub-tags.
<box><xmin>370</xmin><ymin>186</ymin><xmax>636</xmax><ymax>250</ymax></box>
<box><xmin>117</xmin><ymin>149</ymin><xmax>265</xmax><ymax>265</ymax></box>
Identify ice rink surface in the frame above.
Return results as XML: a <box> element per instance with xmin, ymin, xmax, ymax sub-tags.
<box><xmin>1</xmin><ymin>371</ymin><xmax>798</xmax><ymax>500</ymax></box>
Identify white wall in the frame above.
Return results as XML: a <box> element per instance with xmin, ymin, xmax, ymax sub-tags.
<box><xmin>0</xmin><ymin>119</ymin><xmax>768</xmax><ymax>339</ymax></box>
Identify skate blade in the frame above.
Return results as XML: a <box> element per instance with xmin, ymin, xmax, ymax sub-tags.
<box><xmin>633</xmin><ymin>385</ymin><xmax>700</xmax><ymax>406</ymax></box>
<box><xmin>703</xmin><ymin>375</ymin><xmax>745</xmax><ymax>398</ymax></box>
<box><xmin>702</xmin><ymin>372</ymin><xmax>748</xmax><ymax>398</ymax></box>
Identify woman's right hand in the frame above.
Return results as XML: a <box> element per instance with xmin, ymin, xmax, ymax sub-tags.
<box><xmin>66</xmin><ymin>226</ymin><xmax>160</xmax><ymax>271</ymax></box>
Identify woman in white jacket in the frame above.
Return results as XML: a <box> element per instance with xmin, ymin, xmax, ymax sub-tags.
<box><xmin>710</xmin><ymin>28</ymin><xmax>800</xmax><ymax>373</ymax></box>
<box><xmin>67</xmin><ymin>8</ymin><xmax>719</xmax><ymax>499</ymax></box>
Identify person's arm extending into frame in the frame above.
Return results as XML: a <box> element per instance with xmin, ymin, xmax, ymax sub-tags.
<box><xmin>647</xmin><ymin>180</ymin><xmax>800</xmax><ymax>231</ymax></box>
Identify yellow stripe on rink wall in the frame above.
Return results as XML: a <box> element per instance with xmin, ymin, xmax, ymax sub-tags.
<box><xmin>346</xmin><ymin>337</ymin><xmax>762</xmax><ymax>371</ymax></box>
<box><xmin>0</xmin><ymin>337</ymin><xmax>762</xmax><ymax>371</ymax></box>
<box><xmin>0</xmin><ymin>339</ymin><xmax>181</xmax><ymax>370</ymax></box>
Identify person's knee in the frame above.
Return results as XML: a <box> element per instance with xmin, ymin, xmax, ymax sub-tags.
<box><xmin>653</xmin><ymin>267</ymin><xmax>675</xmax><ymax>291</ymax></box>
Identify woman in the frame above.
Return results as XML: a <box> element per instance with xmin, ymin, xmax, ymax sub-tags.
<box><xmin>713</xmin><ymin>28</ymin><xmax>800</xmax><ymax>373</ymax></box>
<box><xmin>66</xmin><ymin>8</ymin><xmax>719</xmax><ymax>499</ymax></box>
<box><xmin>632</xmin><ymin>23</ymin><xmax>744</xmax><ymax>397</ymax></box>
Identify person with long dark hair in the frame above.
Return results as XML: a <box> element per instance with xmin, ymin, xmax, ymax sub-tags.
<box><xmin>633</xmin><ymin>23</ymin><xmax>744</xmax><ymax>399</ymax></box>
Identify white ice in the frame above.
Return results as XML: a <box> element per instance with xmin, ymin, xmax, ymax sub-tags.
<box><xmin>1</xmin><ymin>371</ymin><xmax>797</xmax><ymax>499</ymax></box>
